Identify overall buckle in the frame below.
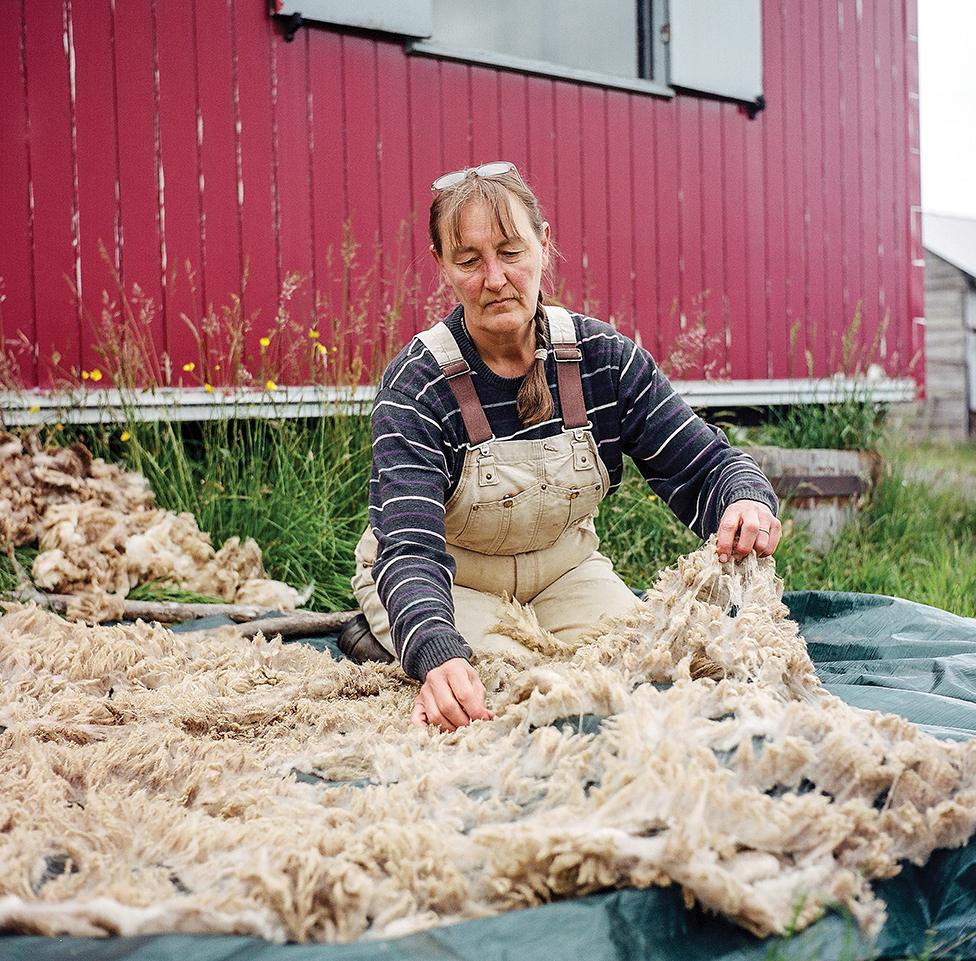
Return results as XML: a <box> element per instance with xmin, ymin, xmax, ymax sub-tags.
<box><xmin>442</xmin><ymin>359</ymin><xmax>471</xmax><ymax>379</ymax></box>
<box><xmin>553</xmin><ymin>345</ymin><xmax>582</xmax><ymax>363</ymax></box>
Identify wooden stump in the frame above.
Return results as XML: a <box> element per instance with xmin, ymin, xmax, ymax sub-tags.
<box><xmin>748</xmin><ymin>446</ymin><xmax>882</xmax><ymax>551</ymax></box>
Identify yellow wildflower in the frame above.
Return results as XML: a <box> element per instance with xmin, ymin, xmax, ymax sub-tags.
<box><xmin>81</xmin><ymin>370</ymin><xmax>90</xmax><ymax>380</ymax></box>
<box><xmin>316</xmin><ymin>343</ymin><xmax>327</xmax><ymax>355</ymax></box>
<box><xmin>120</xmin><ymin>431</ymin><xmax>131</xmax><ymax>442</ymax></box>
<box><xmin>204</xmin><ymin>383</ymin><xmax>214</xmax><ymax>393</ymax></box>
<box><xmin>265</xmin><ymin>379</ymin><xmax>277</xmax><ymax>391</ymax></box>
<box><xmin>214</xmin><ymin>363</ymin><xmax>222</xmax><ymax>371</ymax></box>
<box><xmin>54</xmin><ymin>423</ymin><xmax>64</xmax><ymax>432</ymax></box>
<box><xmin>89</xmin><ymin>368</ymin><xmax>103</xmax><ymax>382</ymax></box>
<box><xmin>259</xmin><ymin>336</ymin><xmax>271</xmax><ymax>349</ymax></box>
<box><xmin>28</xmin><ymin>404</ymin><xmax>40</xmax><ymax>414</ymax></box>
<box><xmin>308</xmin><ymin>329</ymin><xmax>320</xmax><ymax>339</ymax></box>
<box><xmin>331</xmin><ymin>345</ymin><xmax>338</xmax><ymax>353</ymax></box>
<box><xmin>182</xmin><ymin>361</ymin><xmax>195</xmax><ymax>373</ymax></box>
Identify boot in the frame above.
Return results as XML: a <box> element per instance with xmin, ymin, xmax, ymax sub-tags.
<box><xmin>337</xmin><ymin>613</ymin><xmax>395</xmax><ymax>664</ymax></box>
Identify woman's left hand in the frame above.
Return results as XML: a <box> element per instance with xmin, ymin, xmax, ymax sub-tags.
<box><xmin>716</xmin><ymin>498</ymin><xmax>782</xmax><ymax>563</ymax></box>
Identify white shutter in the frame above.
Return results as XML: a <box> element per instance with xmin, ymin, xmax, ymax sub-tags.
<box><xmin>274</xmin><ymin>0</ymin><xmax>432</xmax><ymax>39</ymax></box>
<box><xmin>667</xmin><ymin>0</ymin><xmax>763</xmax><ymax>103</ymax></box>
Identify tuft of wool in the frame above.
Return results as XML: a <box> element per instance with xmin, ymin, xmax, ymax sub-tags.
<box><xmin>0</xmin><ymin>433</ymin><xmax>304</xmax><ymax>619</ymax></box>
<box><xmin>0</xmin><ymin>539</ymin><xmax>972</xmax><ymax>943</ymax></box>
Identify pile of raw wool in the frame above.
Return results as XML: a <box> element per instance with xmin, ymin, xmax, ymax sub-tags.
<box><xmin>0</xmin><ymin>540</ymin><xmax>973</xmax><ymax>944</ymax></box>
<box><xmin>0</xmin><ymin>431</ymin><xmax>306</xmax><ymax>621</ymax></box>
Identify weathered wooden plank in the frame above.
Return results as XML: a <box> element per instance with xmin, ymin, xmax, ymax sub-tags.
<box><xmin>630</xmin><ymin>92</ymin><xmax>659</xmax><ymax>354</ymax></box>
<box><xmin>71</xmin><ymin>0</ymin><xmax>123</xmax><ymax>377</ymax></box>
<box><xmin>375</xmin><ymin>38</ymin><xmax>416</xmax><ymax>342</ymax></box>
<box><xmin>155</xmin><ymin>0</ymin><xmax>205</xmax><ymax>372</ymax></box>
<box><xmin>651</xmin><ymin>97</ymin><xmax>680</xmax><ymax>362</ymax></box>
<box><xmin>0</xmin><ymin>4</ymin><xmax>37</xmax><ymax>384</ymax></box>
<box><xmin>270</xmin><ymin>25</ymin><xmax>314</xmax><ymax>338</ymax></box>
<box><xmin>676</xmin><ymin>96</ymin><xmax>703</xmax><ymax>379</ymax></box>
<box><xmin>113</xmin><ymin>0</ymin><xmax>166</xmax><ymax>368</ymax></box>
<box><xmin>580</xmin><ymin>85</ymin><xmax>609</xmax><ymax>319</ymax></box>
<box><xmin>194</xmin><ymin>0</ymin><xmax>244</xmax><ymax>353</ymax></box>
<box><xmin>553</xmin><ymin>82</ymin><xmax>584</xmax><ymax>312</ymax></box>
<box><xmin>699</xmin><ymin>99</ymin><xmax>725</xmax><ymax>377</ymax></box>
<box><xmin>24</xmin><ymin>0</ymin><xmax>80</xmax><ymax>384</ymax></box>
<box><xmin>605</xmin><ymin>89</ymin><xmax>634</xmax><ymax>335</ymax></box>
<box><xmin>762</xmin><ymin>0</ymin><xmax>790</xmax><ymax>378</ymax></box>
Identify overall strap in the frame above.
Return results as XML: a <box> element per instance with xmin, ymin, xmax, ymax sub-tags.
<box><xmin>416</xmin><ymin>323</ymin><xmax>493</xmax><ymax>446</ymax></box>
<box><xmin>544</xmin><ymin>305</ymin><xmax>589</xmax><ymax>430</ymax></box>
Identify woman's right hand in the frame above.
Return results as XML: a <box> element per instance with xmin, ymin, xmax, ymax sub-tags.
<box><xmin>410</xmin><ymin>657</ymin><xmax>494</xmax><ymax>732</ymax></box>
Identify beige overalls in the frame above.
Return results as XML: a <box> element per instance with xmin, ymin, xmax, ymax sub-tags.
<box><xmin>352</xmin><ymin>306</ymin><xmax>642</xmax><ymax>661</ymax></box>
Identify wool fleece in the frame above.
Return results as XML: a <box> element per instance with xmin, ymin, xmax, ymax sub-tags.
<box><xmin>0</xmin><ymin>542</ymin><xmax>973</xmax><ymax>943</ymax></box>
<box><xmin>0</xmin><ymin>432</ymin><xmax>304</xmax><ymax>619</ymax></box>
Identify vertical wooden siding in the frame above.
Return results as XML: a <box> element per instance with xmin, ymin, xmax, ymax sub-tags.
<box><xmin>0</xmin><ymin>0</ymin><xmax>922</xmax><ymax>388</ymax></box>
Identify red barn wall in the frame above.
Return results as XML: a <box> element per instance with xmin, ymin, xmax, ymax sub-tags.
<box><xmin>0</xmin><ymin>0</ymin><xmax>923</xmax><ymax>390</ymax></box>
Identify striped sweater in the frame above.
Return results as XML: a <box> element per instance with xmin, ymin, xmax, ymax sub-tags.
<box><xmin>368</xmin><ymin>305</ymin><xmax>777</xmax><ymax>680</ymax></box>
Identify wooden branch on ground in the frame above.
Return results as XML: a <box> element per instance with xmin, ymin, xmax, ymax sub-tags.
<box><xmin>2</xmin><ymin>591</ymin><xmax>358</xmax><ymax>636</ymax></box>
<box><xmin>228</xmin><ymin>611</ymin><xmax>356</xmax><ymax>638</ymax></box>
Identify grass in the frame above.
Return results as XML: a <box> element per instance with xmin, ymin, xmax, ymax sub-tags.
<box><xmin>0</xmin><ymin>417</ymin><xmax>373</xmax><ymax>613</ymax></box>
<box><xmin>3</xmin><ymin>422</ymin><xmax>974</xmax><ymax>620</ymax></box>
<box><xmin>900</xmin><ymin>438</ymin><xmax>976</xmax><ymax>486</ymax></box>
<box><xmin>773</xmin><ymin>452</ymin><xmax>976</xmax><ymax>616</ymax></box>
<box><xmin>127</xmin><ymin>583</ymin><xmax>225</xmax><ymax>604</ymax></box>
<box><xmin>596</xmin><ymin>443</ymin><xmax>976</xmax><ymax>618</ymax></box>
<box><xmin>52</xmin><ymin>414</ymin><xmax>375</xmax><ymax>613</ymax></box>
<box><xmin>747</xmin><ymin>396</ymin><xmax>889</xmax><ymax>451</ymax></box>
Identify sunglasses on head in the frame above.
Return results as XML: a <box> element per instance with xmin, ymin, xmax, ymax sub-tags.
<box><xmin>431</xmin><ymin>161</ymin><xmax>521</xmax><ymax>193</ymax></box>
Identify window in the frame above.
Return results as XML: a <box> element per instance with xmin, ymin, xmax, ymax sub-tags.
<box><xmin>668</xmin><ymin>0</ymin><xmax>763</xmax><ymax>104</ymax></box>
<box><xmin>413</xmin><ymin>0</ymin><xmax>671</xmax><ymax>95</ymax></box>
<box><xmin>272</xmin><ymin>0</ymin><xmax>432</xmax><ymax>40</ymax></box>
<box><xmin>427</xmin><ymin>0</ymin><xmax>667</xmax><ymax>85</ymax></box>
<box><xmin>272</xmin><ymin>0</ymin><xmax>763</xmax><ymax>107</ymax></box>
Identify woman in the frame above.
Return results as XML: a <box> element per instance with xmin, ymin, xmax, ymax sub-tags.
<box><xmin>345</xmin><ymin>162</ymin><xmax>782</xmax><ymax>732</ymax></box>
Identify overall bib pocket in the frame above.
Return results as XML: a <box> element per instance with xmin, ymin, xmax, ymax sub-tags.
<box><xmin>451</xmin><ymin>482</ymin><xmax>546</xmax><ymax>555</ymax></box>
<box><xmin>451</xmin><ymin>475</ymin><xmax>606</xmax><ymax>556</ymax></box>
<box><xmin>539</xmin><ymin>480</ymin><xmax>606</xmax><ymax>542</ymax></box>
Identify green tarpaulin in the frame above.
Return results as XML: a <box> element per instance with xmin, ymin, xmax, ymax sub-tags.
<box><xmin>4</xmin><ymin>591</ymin><xmax>975</xmax><ymax>960</ymax></box>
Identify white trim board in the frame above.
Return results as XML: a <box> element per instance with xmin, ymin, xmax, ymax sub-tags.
<box><xmin>407</xmin><ymin>41</ymin><xmax>674</xmax><ymax>98</ymax></box>
<box><xmin>0</xmin><ymin>377</ymin><xmax>916</xmax><ymax>427</ymax></box>
<box><xmin>0</xmin><ymin>386</ymin><xmax>377</xmax><ymax>426</ymax></box>
<box><xmin>670</xmin><ymin>377</ymin><xmax>918</xmax><ymax>408</ymax></box>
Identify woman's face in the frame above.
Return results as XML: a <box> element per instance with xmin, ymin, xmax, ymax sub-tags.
<box><xmin>433</xmin><ymin>196</ymin><xmax>550</xmax><ymax>345</ymax></box>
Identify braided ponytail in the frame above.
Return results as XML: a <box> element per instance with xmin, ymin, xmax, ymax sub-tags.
<box><xmin>516</xmin><ymin>295</ymin><xmax>554</xmax><ymax>427</ymax></box>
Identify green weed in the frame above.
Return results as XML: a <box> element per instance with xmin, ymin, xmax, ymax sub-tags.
<box><xmin>5</xmin><ymin>426</ymin><xmax>972</xmax><ymax>618</ymax></box>
<box><xmin>60</xmin><ymin>414</ymin><xmax>375</xmax><ymax>613</ymax></box>
<box><xmin>749</xmin><ymin>396</ymin><xmax>889</xmax><ymax>451</ymax></box>
<box><xmin>773</xmin><ymin>453</ymin><xmax>976</xmax><ymax>617</ymax></box>
<box><xmin>595</xmin><ymin>475</ymin><xmax>699</xmax><ymax>588</ymax></box>
<box><xmin>126</xmin><ymin>583</ymin><xmax>225</xmax><ymax>605</ymax></box>
<box><xmin>595</xmin><ymin>451</ymin><xmax>976</xmax><ymax>618</ymax></box>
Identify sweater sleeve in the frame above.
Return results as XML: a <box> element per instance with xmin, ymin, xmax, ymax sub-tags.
<box><xmin>368</xmin><ymin>388</ymin><xmax>472</xmax><ymax>681</ymax></box>
<box><xmin>614</xmin><ymin>339</ymin><xmax>777</xmax><ymax>538</ymax></box>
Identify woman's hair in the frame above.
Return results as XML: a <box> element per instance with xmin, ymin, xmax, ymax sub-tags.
<box><xmin>429</xmin><ymin>169</ymin><xmax>555</xmax><ymax>428</ymax></box>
